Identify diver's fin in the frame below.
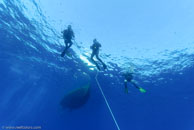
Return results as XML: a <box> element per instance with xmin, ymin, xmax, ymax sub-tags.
<box><xmin>61</xmin><ymin>49</ymin><xmax>72</xmax><ymax>57</ymax></box>
<box><xmin>103</xmin><ymin>64</ymin><xmax>107</xmax><ymax>70</ymax></box>
<box><xmin>96</xmin><ymin>64</ymin><xmax>101</xmax><ymax>71</ymax></box>
<box><xmin>61</xmin><ymin>50</ymin><xmax>66</xmax><ymax>57</ymax></box>
<box><xmin>139</xmin><ymin>87</ymin><xmax>146</xmax><ymax>93</ymax></box>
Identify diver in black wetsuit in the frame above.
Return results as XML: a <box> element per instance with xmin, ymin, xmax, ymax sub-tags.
<box><xmin>90</xmin><ymin>39</ymin><xmax>107</xmax><ymax>71</ymax></box>
<box><xmin>123</xmin><ymin>72</ymin><xmax>146</xmax><ymax>93</ymax></box>
<box><xmin>61</xmin><ymin>25</ymin><xmax>75</xmax><ymax>57</ymax></box>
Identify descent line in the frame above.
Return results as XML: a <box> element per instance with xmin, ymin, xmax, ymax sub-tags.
<box><xmin>95</xmin><ymin>71</ymin><xmax>121</xmax><ymax>130</ymax></box>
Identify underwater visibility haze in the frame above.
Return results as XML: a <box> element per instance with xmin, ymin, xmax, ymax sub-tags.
<box><xmin>0</xmin><ymin>0</ymin><xmax>194</xmax><ymax>130</ymax></box>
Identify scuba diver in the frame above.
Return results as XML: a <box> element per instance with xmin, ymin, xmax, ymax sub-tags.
<box><xmin>123</xmin><ymin>71</ymin><xmax>146</xmax><ymax>93</ymax></box>
<box><xmin>61</xmin><ymin>25</ymin><xmax>75</xmax><ymax>57</ymax></box>
<box><xmin>90</xmin><ymin>39</ymin><xmax>107</xmax><ymax>71</ymax></box>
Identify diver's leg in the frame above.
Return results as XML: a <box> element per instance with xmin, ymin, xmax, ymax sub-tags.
<box><xmin>61</xmin><ymin>40</ymin><xmax>68</xmax><ymax>57</ymax></box>
<box><xmin>131</xmin><ymin>80</ymin><xmax>146</xmax><ymax>93</ymax></box>
<box><xmin>65</xmin><ymin>40</ymin><xmax>73</xmax><ymax>55</ymax></box>
<box><xmin>131</xmin><ymin>81</ymin><xmax>140</xmax><ymax>89</ymax></box>
<box><xmin>66</xmin><ymin>40</ymin><xmax>73</xmax><ymax>50</ymax></box>
<box><xmin>96</xmin><ymin>55</ymin><xmax>107</xmax><ymax>69</ymax></box>
<box><xmin>61</xmin><ymin>40</ymin><xmax>72</xmax><ymax>57</ymax></box>
<box><xmin>124</xmin><ymin>80</ymin><xmax>128</xmax><ymax>93</ymax></box>
<box><xmin>91</xmin><ymin>53</ymin><xmax>101</xmax><ymax>70</ymax></box>
<box><xmin>68</xmin><ymin>40</ymin><xmax>73</xmax><ymax>48</ymax></box>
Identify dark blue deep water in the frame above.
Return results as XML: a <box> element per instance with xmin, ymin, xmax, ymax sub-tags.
<box><xmin>0</xmin><ymin>0</ymin><xmax>194</xmax><ymax>130</ymax></box>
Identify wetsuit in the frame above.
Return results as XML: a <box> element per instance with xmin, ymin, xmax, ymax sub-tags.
<box><xmin>61</xmin><ymin>27</ymin><xmax>75</xmax><ymax>57</ymax></box>
<box><xmin>90</xmin><ymin>41</ymin><xmax>107</xmax><ymax>70</ymax></box>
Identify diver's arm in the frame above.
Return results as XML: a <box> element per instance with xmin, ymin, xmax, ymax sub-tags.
<box><xmin>99</xmin><ymin>43</ymin><xmax>102</xmax><ymax>47</ymax></box>
<box><xmin>90</xmin><ymin>44</ymin><xmax>94</xmax><ymax>49</ymax></box>
<box><xmin>72</xmin><ymin>30</ymin><xmax>75</xmax><ymax>39</ymax></box>
<box><xmin>72</xmin><ymin>34</ymin><xmax>75</xmax><ymax>39</ymax></box>
<box><xmin>60</xmin><ymin>30</ymin><xmax>65</xmax><ymax>39</ymax></box>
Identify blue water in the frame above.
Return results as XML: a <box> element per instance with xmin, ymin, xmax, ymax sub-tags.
<box><xmin>0</xmin><ymin>0</ymin><xmax>194</xmax><ymax>130</ymax></box>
